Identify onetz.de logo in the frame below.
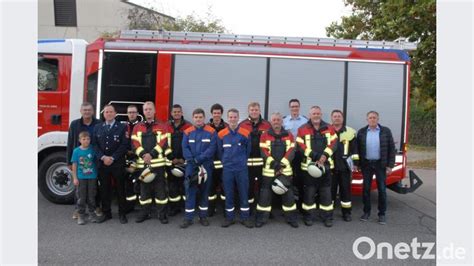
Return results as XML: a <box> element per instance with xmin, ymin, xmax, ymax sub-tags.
<box><xmin>352</xmin><ymin>236</ymin><xmax>465</xmax><ymax>260</ymax></box>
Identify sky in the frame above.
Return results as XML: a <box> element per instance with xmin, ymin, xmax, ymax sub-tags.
<box><xmin>130</xmin><ymin>0</ymin><xmax>353</xmax><ymax>38</ymax></box>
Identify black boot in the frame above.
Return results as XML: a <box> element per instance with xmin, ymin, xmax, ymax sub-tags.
<box><xmin>135</xmin><ymin>207</ymin><xmax>151</xmax><ymax>223</ymax></box>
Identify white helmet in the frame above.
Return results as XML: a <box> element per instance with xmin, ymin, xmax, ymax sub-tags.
<box><xmin>139</xmin><ymin>167</ymin><xmax>156</xmax><ymax>183</ymax></box>
<box><xmin>171</xmin><ymin>165</ymin><xmax>185</xmax><ymax>177</ymax></box>
<box><xmin>272</xmin><ymin>176</ymin><xmax>290</xmax><ymax>195</ymax></box>
<box><xmin>198</xmin><ymin>166</ymin><xmax>208</xmax><ymax>184</ymax></box>
<box><xmin>307</xmin><ymin>162</ymin><xmax>325</xmax><ymax>178</ymax></box>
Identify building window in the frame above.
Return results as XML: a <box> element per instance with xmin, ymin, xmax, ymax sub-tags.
<box><xmin>54</xmin><ymin>0</ymin><xmax>77</xmax><ymax>27</ymax></box>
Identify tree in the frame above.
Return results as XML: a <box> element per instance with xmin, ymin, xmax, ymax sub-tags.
<box><xmin>127</xmin><ymin>6</ymin><xmax>227</xmax><ymax>33</ymax></box>
<box><xmin>326</xmin><ymin>0</ymin><xmax>436</xmax><ymax>111</ymax></box>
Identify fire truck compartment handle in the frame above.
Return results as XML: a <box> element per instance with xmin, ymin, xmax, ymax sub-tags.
<box><xmin>51</xmin><ymin>114</ymin><xmax>61</xmax><ymax>125</ymax></box>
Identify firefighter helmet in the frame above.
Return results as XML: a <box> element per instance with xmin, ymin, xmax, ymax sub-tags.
<box><xmin>272</xmin><ymin>175</ymin><xmax>290</xmax><ymax>195</ymax></box>
<box><xmin>171</xmin><ymin>164</ymin><xmax>185</xmax><ymax>177</ymax></box>
<box><xmin>198</xmin><ymin>166</ymin><xmax>208</xmax><ymax>184</ymax></box>
<box><xmin>307</xmin><ymin>162</ymin><xmax>325</xmax><ymax>178</ymax></box>
<box><xmin>139</xmin><ymin>167</ymin><xmax>156</xmax><ymax>183</ymax></box>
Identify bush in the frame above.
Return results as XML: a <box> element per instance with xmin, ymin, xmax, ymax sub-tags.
<box><xmin>408</xmin><ymin>101</ymin><xmax>436</xmax><ymax>146</ymax></box>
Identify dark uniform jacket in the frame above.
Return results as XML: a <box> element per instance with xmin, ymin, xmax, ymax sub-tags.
<box><xmin>92</xmin><ymin>120</ymin><xmax>129</xmax><ymax>168</ymax></box>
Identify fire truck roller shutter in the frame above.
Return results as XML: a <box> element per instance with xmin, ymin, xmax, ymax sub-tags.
<box><xmin>345</xmin><ymin>62</ymin><xmax>405</xmax><ymax>151</ymax></box>
<box><xmin>267</xmin><ymin>58</ymin><xmax>345</xmax><ymax>121</ymax></box>
<box><xmin>172</xmin><ymin>55</ymin><xmax>267</xmax><ymax>122</ymax></box>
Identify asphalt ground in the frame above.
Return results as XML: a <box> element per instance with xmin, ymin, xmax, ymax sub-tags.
<box><xmin>38</xmin><ymin>168</ymin><xmax>435</xmax><ymax>265</ymax></box>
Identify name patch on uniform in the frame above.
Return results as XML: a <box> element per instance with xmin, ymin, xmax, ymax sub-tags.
<box><xmin>202</xmin><ymin>139</ymin><xmax>211</xmax><ymax>142</ymax></box>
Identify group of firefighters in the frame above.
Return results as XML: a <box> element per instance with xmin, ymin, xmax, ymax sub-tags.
<box><xmin>69</xmin><ymin>98</ymin><xmax>396</xmax><ymax>228</ymax></box>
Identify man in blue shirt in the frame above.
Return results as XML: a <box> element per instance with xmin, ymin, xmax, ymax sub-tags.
<box><xmin>356</xmin><ymin>111</ymin><xmax>395</xmax><ymax>225</ymax></box>
<box><xmin>283</xmin><ymin>99</ymin><xmax>308</xmax><ymax>137</ymax></box>
<box><xmin>283</xmin><ymin>99</ymin><xmax>307</xmax><ymax>211</ymax></box>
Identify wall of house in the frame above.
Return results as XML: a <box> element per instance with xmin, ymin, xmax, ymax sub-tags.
<box><xmin>38</xmin><ymin>0</ymin><xmax>132</xmax><ymax>42</ymax></box>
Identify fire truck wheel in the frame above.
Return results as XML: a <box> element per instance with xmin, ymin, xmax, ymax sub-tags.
<box><xmin>38</xmin><ymin>151</ymin><xmax>75</xmax><ymax>204</ymax></box>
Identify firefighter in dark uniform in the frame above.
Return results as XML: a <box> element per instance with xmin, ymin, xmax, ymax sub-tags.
<box><xmin>132</xmin><ymin>101</ymin><xmax>172</xmax><ymax>224</ymax></box>
<box><xmin>207</xmin><ymin>103</ymin><xmax>228</xmax><ymax>217</ymax></box>
<box><xmin>239</xmin><ymin>102</ymin><xmax>271</xmax><ymax>214</ymax></box>
<box><xmin>167</xmin><ymin>104</ymin><xmax>192</xmax><ymax>216</ymax></box>
<box><xmin>256</xmin><ymin>112</ymin><xmax>298</xmax><ymax>228</ymax></box>
<box><xmin>296</xmin><ymin>106</ymin><xmax>338</xmax><ymax>227</ymax></box>
<box><xmin>92</xmin><ymin>104</ymin><xmax>129</xmax><ymax>224</ymax></box>
<box><xmin>124</xmin><ymin>105</ymin><xmax>141</xmax><ymax>212</ymax></box>
<box><xmin>330</xmin><ymin>110</ymin><xmax>359</xmax><ymax>222</ymax></box>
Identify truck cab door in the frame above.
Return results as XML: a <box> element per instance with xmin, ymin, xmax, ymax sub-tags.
<box><xmin>38</xmin><ymin>54</ymin><xmax>71</xmax><ymax>136</ymax></box>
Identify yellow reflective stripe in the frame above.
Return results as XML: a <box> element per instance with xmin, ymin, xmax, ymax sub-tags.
<box><xmin>182</xmin><ymin>195</ymin><xmax>186</xmax><ymax>201</ymax></box>
<box><xmin>131</xmin><ymin>133</ymin><xmax>141</xmax><ymax>143</ymax></box>
<box><xmin>126</xmin><ymin>195</ymin><xmax>137</xmax><ymax>201</ymax></box>
<box><xmin>139</xmin><ymin>198</ymin><xmax>153</xmax><ymax>205</ymax></box>
<box><xmin>248</xmin><ymin>158</ymin><xmax>263</xmax><ymax>162</ymax></box>
<box><xmin>165</xmin><ymin>159</ymin><xmax>172</xmax><ymax>166</ymax></box>
<box><xmin>164</xmin><ymin>148</ymin><xmax>172</xmax><ymax>156</ymax></box>
<box><xmin>167</xmin><ymin>132</ymin><xmax>172</xmax><ymax>147</ymax></box>
<box><xmin>351</xmin><ymin>154</ymin><xmax>359</xmax><ymax>160</ymax></box>
<box><xmin>247</xmin><ymin>162</ymin><xmax>264</xmax><ymax>166</ymax></box>
<box><xmin>324</xmin><ymin>147</ymin><xmax>333</xmax><ymax>157</ymax></box>
<box><xmin>319</xmin><ymin>203</ymin><xmax>334</xmax><ymax>211</ymax></box>
<box><xmin>302</xmin><ymin>203</ymin><xmax>316</xmax><ymax>210</ymax></box>
<box><xmin>266</xmin><ymin>140</ymin><xmax>272</xmax><ymax>152</ymax></box>
<box><xmin>248</xmin><ymin>198</ymin><xmax>255</xmax><ymax>204</ymax></box>
<box><xmin>256</xmin><ymin>204</ymin><xmax>271</xmax><ymax>212</ymax></box>
<box><xmin>208</xmin><ymin>194</ymin><xmax>217</xmax><ymax>200</ymax></box>
<box><xmin>265</xmin><ymin>157</ymin><xmax>274</xmax><ymax>167</ymax></box>
<box><xmin>342</xmin><ymin>140</ymin><xmax>349</xmax><ymax>156</ymax></box>
<box><xmin>169</xmin><ymin>196</ymin><xmax>181</xmax><ymax>202</ymax></box>
<box><xmin>262</xmin><ymin>168</ymin><xmax>275</xmax><ymax>177</ymax></box>
<box><xmin>155</xmin><ymin>198</ymin><xmax>168</xmax><ymax>204</ymax></box>
<box><xmin>153</xmin><ymin>145</ymin><xmax>163</xmax><ymax>155</ymax></box>
<box><xmin>137</xmin><ymin>162</ymin><xmax>166</xmax><ymax>168</ymax></box>
<box><xmin>285</xmin><ymin>139</ymin><xmax>293</xmax><ymax>152</ymax></box>
<box><xmin>341</xmin><ymin>201</ymin><xmax>352</xmax><ymax>208</ymax></box>
<box><xmin>259</xmin><ymin>142</ymin><xmax>269</xmax><ymax>148</ymax></box>
<box><xmin>214</xmin><ymin>160</ymin><xmax>223</xmax><ymax>169</ymax></box>
<box><xmin>220</xmin><ymin>195</ymin><xmax>226</xmax><ymax>200</ymax></box>
<box><xmin>141</xmin><ymin>158</ymin><xmax>166</xmax><ymax>163</ymax></box>
<box><xmin>304</xmin><ymin>148</ymin><xmax>312</xmax><ymax>157</ymax></box>
<box><xmin>328</xmin><ymin>157</ymin><xmax>334</xmax><ymax>169</ymax></box>
<box><xmin>296</xmin><ymin>137</ymin><xmax>304</xmax><ymax>144</ymax></box>
<box><xmin>281</xmin><ymin>157</ymin><xmax>290</xmax><ymax>167</ymax></box>
<box><xmin>135</xmin><ymin>147</ymin><xmax>144</xmax><ymax>157</ymax></box>
<box><xmin>282</xmin><ymin>168</ymin><xmax>293</xmax><ymax>176</ymax></box>
<box><xmin>282</xmin><ymin>204</ymin><xmax>297</xmax><ymax>212</ymax></box>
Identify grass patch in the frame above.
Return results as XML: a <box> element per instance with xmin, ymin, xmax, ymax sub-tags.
<box><xmin>408</xmin><ymin>158</ymin><xmax>436</xmax><ymax>169</ymax></box>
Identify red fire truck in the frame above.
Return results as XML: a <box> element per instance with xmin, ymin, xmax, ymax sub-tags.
<box><xmin>38</xmin><ymin>30</ymin><xmax>422</xmax><ymax>204</ymax></box>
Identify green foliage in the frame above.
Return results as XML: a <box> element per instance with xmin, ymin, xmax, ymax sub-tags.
<box><xmin>127</xmin><ymin>6</ymin><xmax>227</xmax><ymax>33</ymax></box>
<box><xmin>409</xmin><ymin>100</ymin><xmax>436</xmax><ymax>146</ymax></box>
<box><xmin>326</xmin><ymin>0</ymin><xmax>436</xmax><ymax>111</ymax></box>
